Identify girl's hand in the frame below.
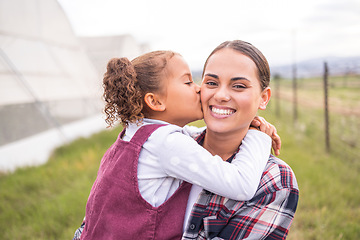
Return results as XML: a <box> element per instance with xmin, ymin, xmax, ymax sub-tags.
<box><xmin>250</xmin><ymin>116</ymin><xmax>281</xmax><ymax>156</ymax></box>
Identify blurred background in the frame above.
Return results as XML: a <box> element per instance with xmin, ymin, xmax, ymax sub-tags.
<box><xmin>0</xmin><ymin>0</ymin><xmax>359</xmax><ymax>239</ymax></box>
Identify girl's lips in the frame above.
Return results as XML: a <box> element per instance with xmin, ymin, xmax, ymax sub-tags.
<box><xmin>209</xmin><ymin>105</ymin><xmax>236</xmax><ymax>118</ymax></box>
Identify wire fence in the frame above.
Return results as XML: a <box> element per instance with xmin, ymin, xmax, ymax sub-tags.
<box><xmin>269</xmin><ymin>66</ymin><xmax>360</xmax><ymax>166</ymax></box>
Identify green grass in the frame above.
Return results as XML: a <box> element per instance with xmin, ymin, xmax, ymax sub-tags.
<box><xmin>0</xmin><ymin>128</ymin><xmax>121</xmax><ymax>240</ymax></box>
<box><xmin>261</xmin><ymin>99</ymin><xmax>360</xmax><ymax>239</ymax></box>
<box><xmin>1</xmin><ymin>82</ymin><xmax>360</xmax><ymax>239</ymax></box>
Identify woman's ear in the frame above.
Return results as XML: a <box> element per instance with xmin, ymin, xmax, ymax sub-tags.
<box><xmin>259</xmin><ymin>87</ymin><xmax>271</xmax><ymax>110</ymax></box>
<box><xmin>144</xmin><ymin>92</ymin><xmax>166</xmax><ymax>112</ymax></box>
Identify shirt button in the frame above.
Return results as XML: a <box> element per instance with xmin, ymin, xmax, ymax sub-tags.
<box><xmin>189</xmin><ymin>224</ymin><xmax>196</xmax><ymax>230</ymax></box>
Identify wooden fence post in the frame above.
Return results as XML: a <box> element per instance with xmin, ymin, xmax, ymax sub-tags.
<box><xmin>292</xmin><ymin>64</ymin><xmax>298</xmax><ymax>124</ymax></box>
<box><xmin>324</xmin><ymin>62</ymin><xmax>330</xmax><ymax>153</ymax></box>
<box><xmin>273</xmin><ymin>74</ymin><xmax>281</xmax><ymax>117</ymax></box>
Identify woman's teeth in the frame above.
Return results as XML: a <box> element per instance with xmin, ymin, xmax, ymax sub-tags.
<box><xmin>211</xmin><ymin>107</ymin><xmax>235</xmax><ymax>115</ymax></box>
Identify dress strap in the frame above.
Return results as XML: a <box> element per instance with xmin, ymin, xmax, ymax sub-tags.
<box><xmin>129</xmin><ymin>124</ymin><xmax>166</xmax><ymax>146</ymax></box>
<box><xmin>119</xmin><ymin>127</ymin><xmax>126</xmax><ymax>140</ymax></box>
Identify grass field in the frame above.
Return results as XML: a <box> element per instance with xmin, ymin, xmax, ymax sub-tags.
<box><xmin>0</xmin><ymin>128</ymin><xmax>121</xmax><ymax>239</ymax></box>
<box><xmin>265</xmin><ymin>75</ymin><xmax>360</xmax><ymax>239</ymax></box>
<box><xmin>0</xmin><ymin>76</ymin><xmax>359</xmax><ymax>239</ymax></box>
<box><xmin>261</xmin><ymin>103</ymin><xmax>360</xmax><ymax>240</ymax></box>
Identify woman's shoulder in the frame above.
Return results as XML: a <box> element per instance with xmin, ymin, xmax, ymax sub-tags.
<box><xmin>261</xmin><ymin>155</ymin><xmax>299</xmax><ymax>191</ymax></box>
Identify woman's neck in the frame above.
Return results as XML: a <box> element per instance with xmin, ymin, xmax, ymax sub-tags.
<box><xmin>203</xmin><ymin>129</ymin><xmax>247</xmax><ymax>161</ymax></box>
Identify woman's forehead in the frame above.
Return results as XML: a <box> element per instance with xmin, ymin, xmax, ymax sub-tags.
<box><xmin>205</xmin><ymin>50</ymin><xmax>257</xmax><ymax>75</ymax></box>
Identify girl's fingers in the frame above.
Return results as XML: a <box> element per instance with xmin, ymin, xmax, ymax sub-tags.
<box><xmin>250</xmin><ymin>119</ymin><xmax>261</xmax><ymax>128</ymax></box>
<box><xmin>272</xmin><ymin>142</ymin><xmax>280</xmax><ymax>156</ymax></box>
<box><xmin>252</xmin><ymin>117</ymin><xmax>281</xmax><ymax>155</ymax></box>
<box><xmin>257</xmin><ymin>117</ymin><xmax>268</xmax><ymax>133</ymax></box>
<box><xmin>272</xmin><ymin>132</ymin><xmax>281</xmax><ymax>156</ymax></box>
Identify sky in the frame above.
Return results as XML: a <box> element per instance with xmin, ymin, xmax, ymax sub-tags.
<box><xmin>58</xmin><ymin>0</ymin><xmax>360</xmax><ymax>70</ymax></box>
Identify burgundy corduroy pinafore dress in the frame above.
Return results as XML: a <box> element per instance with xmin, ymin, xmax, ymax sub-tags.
<box><xmin>81</xmin><ymin>124</ymin><xmax>192</xmax><ymax>240</ymax></box>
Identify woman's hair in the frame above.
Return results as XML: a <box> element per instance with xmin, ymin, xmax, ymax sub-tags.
<box><xmin>103</xmin><ymin>50</ymin><xmax>177</xmax><ymax>127</ymax></box>
<box><xmin>202</xmin><ymin>40</ymin><xmax>270</xmax><ymax>90</ymax></box>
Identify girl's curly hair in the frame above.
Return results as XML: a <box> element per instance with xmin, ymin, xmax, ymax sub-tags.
<box><xmin>103</xmin><ymin>51</ymin><xmax>176</xmax><ymax>127</ymax></box>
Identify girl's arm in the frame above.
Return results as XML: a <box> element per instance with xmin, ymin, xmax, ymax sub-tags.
<box><xmin>182</xmin><ymin>124</ymin><xmax>206</xmax><ymax>137</ymax></box>
<box><xmin>151</xmin><ymin>125</ymin><xmax>272</xmax><ymax>201</ymax></box>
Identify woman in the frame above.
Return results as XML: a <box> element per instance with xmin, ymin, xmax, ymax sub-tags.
<box><xmin>182</xmin><ymin>40</ymin><xmax>299</xmax><ymax>239</ymax></box>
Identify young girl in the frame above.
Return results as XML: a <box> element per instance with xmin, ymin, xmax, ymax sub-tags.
<box><xmin>76</xmin><ymin>51</ymin><xmax>279</xmax><ymax>239</ymax></box>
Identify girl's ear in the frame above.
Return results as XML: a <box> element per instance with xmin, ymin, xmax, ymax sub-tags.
<box><xmin>144</xmin><ymin>92</ymin><xmax>166</xmax><ymax>112</ymax></box>
<box><xmin>259</xmin><ymin>87</ymin><xmax>271</xmax><ymax>110</ymax></box>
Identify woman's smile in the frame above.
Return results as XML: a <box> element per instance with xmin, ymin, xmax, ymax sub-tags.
<box><xmin>210</xmin><ymin>105</ymin><xmax>236</xmax><ymax>118</ymax></box>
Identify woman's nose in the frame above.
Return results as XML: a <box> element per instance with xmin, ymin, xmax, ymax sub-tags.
<box><xmin>214</xmin><ymin>87</ymin><xmax>231</xmax><ymax>102</ymax></box>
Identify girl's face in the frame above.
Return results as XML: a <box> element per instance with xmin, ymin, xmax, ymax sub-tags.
<box><xmin>162</xmin><ymin>54</ymin><xmax>203</xmax><ymax>126</ymax></box>
<box><xmin>201</xmin><ymin>48</ymin><xmax>270</xmax><ymax>135</ymax></box>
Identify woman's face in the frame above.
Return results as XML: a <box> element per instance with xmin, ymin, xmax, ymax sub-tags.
<box><xmin>162</xmin><ymin>54</ymin><xmax>203</xmax><ymax>126</ymax></box>
<box><xmin>201</xmin><ymin>48</ymin><xmax>269</xmax><ymax>135</ymax></box>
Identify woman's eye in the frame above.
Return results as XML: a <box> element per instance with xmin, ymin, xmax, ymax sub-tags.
<box><xmin>185</xmin><ymin>81</ymin><xmax>193</xmax><ymax>85</ymax></box>
<box><xmin>233</xmin><ymin>84</ymin><xmax>246</xmax><ymax>89</ymax></box>
<box><xmin>205</xmin><ymin>81</ymin><xmax>217</xmax><ymax>86</ymax></box>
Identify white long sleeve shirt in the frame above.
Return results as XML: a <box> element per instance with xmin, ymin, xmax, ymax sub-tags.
<box><xmin>123</xmin><ymin>119</ymin><xmax>271</xmax><ymax>211</ymax></box>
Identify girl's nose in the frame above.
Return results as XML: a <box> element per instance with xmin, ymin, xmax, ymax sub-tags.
<box><xmin>195</xmin><ymin>83</ymin><xmax>201</xmax><ymax>93</ymax></box>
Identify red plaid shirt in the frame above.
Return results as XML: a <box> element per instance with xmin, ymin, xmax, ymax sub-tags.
<box><xmin>182</xmin><ymin>131</ymin><xmax>299</xmax><ymax>240</ymax></box>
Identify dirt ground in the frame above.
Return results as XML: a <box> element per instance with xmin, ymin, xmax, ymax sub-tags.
<box><xmin>277</xmin><ymin>89</ymin><xmax>360</xmax><ymax>117</ymax></box>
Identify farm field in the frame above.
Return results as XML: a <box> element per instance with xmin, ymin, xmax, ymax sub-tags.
<box><xmin>275</xmin><ymin>75</ymin><xmax>360</xmax><ymax>116</ymax></box>
<box><xmin>265</xmin><ymin>75</ymin><xmax>360</xmax><ymax>239</ymax></box>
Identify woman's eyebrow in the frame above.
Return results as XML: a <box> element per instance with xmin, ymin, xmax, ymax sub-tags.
<box><xmin>205</xmin><ymin>74</ymin><xmax>250</xmax><ymax>82</ymax></box>
<box><xmin>204</xmin><ymin>73</ymin><xmax>219</xmax><ymax>79</ymax></box>
<box><xmin>231</xmin><ymin>77</ymin><xmax>250</xmax><ymax>81</ymax></box>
